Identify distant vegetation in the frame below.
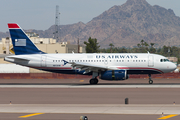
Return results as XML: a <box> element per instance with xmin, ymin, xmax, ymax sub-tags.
<box><xmin>84</xmin><ymin>38</ymin><xmax>180</xmax><ymax>63</ymax></box>
<box><xmin>84</xmin><ymin>37</ymin><xmax>100</xmax><ymax>53</ymax></box>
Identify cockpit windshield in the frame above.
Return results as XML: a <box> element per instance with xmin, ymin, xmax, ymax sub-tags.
<box><xmin>160</xmin><ymin>59</ymin><xmax>169</xmax><ymax>62</ymax></box>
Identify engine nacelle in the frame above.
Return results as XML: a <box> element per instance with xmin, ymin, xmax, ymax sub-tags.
<box><xmin>100</xmin><ymin>70</ymin><xmax>128</xmax><ymax>81</ymax></box>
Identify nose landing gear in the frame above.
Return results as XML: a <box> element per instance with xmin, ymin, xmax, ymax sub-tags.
<box><xmin>148</xmin><ymin>74</ymin><xmax>153</xmax><ymax>84</ymax></box>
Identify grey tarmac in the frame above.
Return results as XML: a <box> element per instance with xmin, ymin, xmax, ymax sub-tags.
<box><xmin>0</xmin><ymin>78</ymin><xmax>180</xmax><ymax>120</ymax></box>
<box><xmin>0</xmin><ymin>104</ymin><xmax>180</xmax><ymax>114</ymax></box>
<box><xmin>0</xmin><ymin>113</ymin><xmax>172</xmax><ymax>120</ymax></box>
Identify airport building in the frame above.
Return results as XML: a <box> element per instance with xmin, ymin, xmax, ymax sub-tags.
<box><xmin>0</xmin><ymin>32</ymin><xmax>86</xmax><ymax>73</ymax></box>
<box><xmin>0</xmin><ymin>32</ymin><xmax>85</xmax><ymax>54</ymax></box>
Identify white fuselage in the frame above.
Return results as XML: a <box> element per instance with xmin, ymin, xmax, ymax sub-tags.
<box><xmin>5</xmin><ymin>53</ymin><xmax>177</xmax><ymax>75</ymax></box>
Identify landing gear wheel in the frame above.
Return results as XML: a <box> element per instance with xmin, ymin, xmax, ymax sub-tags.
<box><xmin>94</xmin><ymin>78</ymin><xmax>98</xmax><ymax>84</ymax></box>
<box><xmin>149</xmin><ymin>80</ymin><xmax>153</xmax><ymax>84</ymax></box>
<box><xmin>90</xmin><ymin>79</ymin><xmax>95</xmax><ymax>84</ymax></box>
<box><xmin>89</xmin><ymin>78</ymin><xmax>98</xmax><ymax>84</ymax></box>
<box><xmin>148</xmin><ymin>74</ymin><xmax>153</xmax><ymax>84</ymax></box>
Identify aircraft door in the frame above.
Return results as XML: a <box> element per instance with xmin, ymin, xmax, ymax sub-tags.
<box><xmin>148</xmin><ymin>55</ymin><xmax>154</xmax><ymax>67</ymax></box>
<box><xmin>41</xmin><ymin>55</ymin><xmax>46</xmax><ymax>67</ymax></box>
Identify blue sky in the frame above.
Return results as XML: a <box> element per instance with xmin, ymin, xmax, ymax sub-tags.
<box><xmin>0</xmin><ymin>0</ymin><xmax>180</xmax><ymax>32</ymax></box>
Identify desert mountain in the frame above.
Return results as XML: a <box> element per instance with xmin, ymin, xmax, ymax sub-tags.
<box><xmin>83</xmin><ymin>0</ymin><xmax>180</xmax><ymax>47</ymax></box>
<box><xmin>2</xmin><ymin>0</ymin><xmax>180</xmax><ymax>48</ymax></box>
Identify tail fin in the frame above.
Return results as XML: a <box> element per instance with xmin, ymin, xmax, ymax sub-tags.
<box><xmin>8</xmin><ymin>23</ymin><xmax>45</xmax><ymax>55</ymax></box>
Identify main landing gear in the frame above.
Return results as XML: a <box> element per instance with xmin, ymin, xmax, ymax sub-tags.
<box><xmin>148</xmin><ymin>74</ymin><xmax>153</xmax><ymax>84</ymax></box>
<box><xmin>89</xmin><ymin>77</ymin><xmax>98</xmax><ymax>84</ymax></box>
<box><xmin>89</xmin><ymin>72</ymin><xmax>99</xmax><ymax>84</ymax></box>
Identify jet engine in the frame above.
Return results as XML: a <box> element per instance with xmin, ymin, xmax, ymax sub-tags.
<box><xmin>100</xmin><ymin>70</ymin><xmax>128</xmax><ymax>81</ymax></box>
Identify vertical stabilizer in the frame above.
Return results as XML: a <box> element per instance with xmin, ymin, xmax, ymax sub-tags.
<box><xmin>8</xmin><ymin>23</ymin><xmax>44</xmax><ymax>55</ymax></box>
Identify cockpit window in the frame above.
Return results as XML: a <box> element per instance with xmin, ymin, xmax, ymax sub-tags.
<box><xmin>165</xmin><ymin>59</ymin><xmax>169</xmax><ymax>62</ymax></box>
<box><xmin>160</xmin><ymin>59</ymin><xmax>169</xmax><ymax>62</ymax></box>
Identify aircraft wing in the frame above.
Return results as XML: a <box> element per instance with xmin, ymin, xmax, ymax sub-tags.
<box><xmin>62</xmin><ymin>60</ymin><xmax>118</xmax><ymax>74</ymax></box>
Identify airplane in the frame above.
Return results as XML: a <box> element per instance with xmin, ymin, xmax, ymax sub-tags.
<box><xmin>4</xmin><ymin>23</ymin><xmax>177</xmax><ymax>84</ymax></box>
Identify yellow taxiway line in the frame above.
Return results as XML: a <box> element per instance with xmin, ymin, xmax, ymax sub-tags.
<box><xmin>158</xmin><ymin>114</ymin><xmax>178</xmax><ymax>119</ymax></box>
<box><xmin>19</xmin><ymin>113</ymin><xmax>44</xmax><ymax>118</ymax></box>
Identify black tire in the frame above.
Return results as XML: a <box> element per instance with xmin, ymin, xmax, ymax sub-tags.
<box><xmin>149</xmin><ymin>80</ymin><xmax>153</xmax><ymax>84</ymax></box>
<box><xmin>90</xmin><ymin>79</ymin><xmax>95</xmax><ymax>84</ymax></box>
<box><xmin>95</xmin><ymin>78</ymin><xmax>99</xmax><ymax>84</ymax></box>
<box><xmin>90</xmin><ymin>79</ymin><xmax>98</xmax><ymax>84</ymax></box>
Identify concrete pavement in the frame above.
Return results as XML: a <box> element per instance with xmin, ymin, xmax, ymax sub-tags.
<box><xmin>0</xmin><ymin>104</ymin><xmax>180</xmax><ymax>114</ymax></box>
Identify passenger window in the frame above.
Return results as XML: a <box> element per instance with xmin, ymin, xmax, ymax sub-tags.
<box><xmin>99</xmin><ymin>60</ymin><xmax>101</xmax><ymax>62</ymax></box>
<box><xmin>102</xmin><ymin>60</ymin><xmax>104</xmax><ymax>62</ymax></box>
<box><xmin>91</xmin><ymin>60</ymin><xmax>93</xmax><ymax>62</ymax></box>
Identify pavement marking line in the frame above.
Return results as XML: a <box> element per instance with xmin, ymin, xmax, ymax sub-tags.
<box><xmin>158</xmin><ymin>114</ymin><xmax>178</xmax><ymax>119</ymax></box>
<box><xmin>18</xmin><ymin>113</ymin><xmax>44</xmax><ymax>118</ymax></box>
<box><xmin>79</xmin><ymin>80</ymin><xmax>84</xmax><ymax>82</ymax></box>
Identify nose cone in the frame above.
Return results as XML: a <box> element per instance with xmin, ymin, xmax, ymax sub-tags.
<box><xmin>170</xmin><ymin>63</ymin><xmax>177</xmax><ymax>71</ymax></box>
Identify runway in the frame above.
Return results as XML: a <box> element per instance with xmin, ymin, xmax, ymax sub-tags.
<box><xmin>0</xmin><ymin>88</ymin><xmax>180</xmax><ymax>104</ymax></box>
<box><xmin>1</xmin><ymin>113</ymin><xmax>175</xmax><ymax>120</ymax></box>
<box><xmin>0</xmin><ymin>78</ymin><xmax>180</xmax><ymax>120</ymax></box>
<box><xmin>1</xmin><ymin>104</ymin><xmax>180</xmax><ymax>114</ymax></box>
<box><xmin>1</xmin><ymin>84</ymin><xmax>180</xmax><ymax>88</ymax></box>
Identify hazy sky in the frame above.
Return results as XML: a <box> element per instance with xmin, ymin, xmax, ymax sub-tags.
<box><xmin>0</xmin><ymin>0</ymin><xmax>180</xmax><ymax>32</ymax></box>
